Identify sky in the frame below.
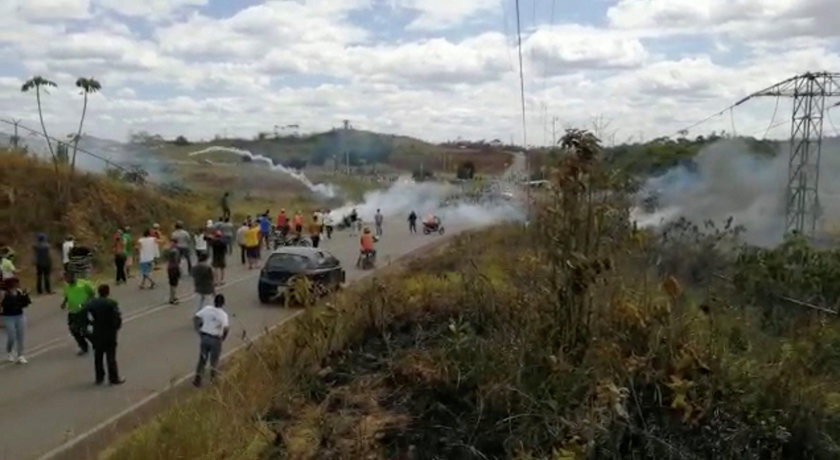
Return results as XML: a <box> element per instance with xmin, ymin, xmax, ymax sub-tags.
<box><xmin>1</xmin><ymin>0</ymin><xmax>839</xmax><ymax>146</ymax></box>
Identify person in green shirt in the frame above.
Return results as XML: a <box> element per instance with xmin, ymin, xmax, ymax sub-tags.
<box><xmin>121</xmin><ymin>227</ymin><xmax>134</xmax><ymax>279</ymax></box>
<box><xmin>60</xmin><ymin>271</ymin><xmax>95</xmax><ymax>355</ymax></box>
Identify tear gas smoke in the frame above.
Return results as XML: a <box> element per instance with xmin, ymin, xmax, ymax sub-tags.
<box><xmin>329</xmin><ymin>176</ymin><xmax>526</xmax><ymax>228</ymax></box>
<box><xmin>188</xmin><ymin>146</ymin><xmax>338</xmax><ymax>198</ymax></box>
<box><xmin>631</xmin><ymin>138</ymin><xmax>840</xmax><ymax>246</ymax></box>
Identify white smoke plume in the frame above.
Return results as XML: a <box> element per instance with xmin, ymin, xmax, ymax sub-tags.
<box><xmin>188</xmin><ymin>146</ymin><xmax>339</xmax><ymax>198</ymax></box>
<box><xmin>329</xmin><ymin>175</ymin><xmax>526</xmax><ymax>228</ymax></box>
<box><xmin>632</xmin><ymin>138</ymin><xmax>840</xmax><ymax>246</ymax></box>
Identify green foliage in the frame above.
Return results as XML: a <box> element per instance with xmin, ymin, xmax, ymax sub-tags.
<box><xmin>173</xmin><ymin>135</ymin><xmax>190</xmax><ymax>146</ymax></box>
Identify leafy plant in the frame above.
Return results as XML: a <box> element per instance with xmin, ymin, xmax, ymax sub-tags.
<box><xmin>21</xmin><ymin>75</ymin><xmax>58</xmax><ymax>170</ymax></box>
<box><xmin>72</xmin><ymin>77</ymin><xmax>102</xmax><ymax>172</ymax></box>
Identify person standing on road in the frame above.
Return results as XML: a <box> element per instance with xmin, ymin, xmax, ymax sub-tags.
<box><xmin>121</xmin><ymin>228</ymin><xmax>134</xmax><ymax>279</ymax></box>
<box><xmin>209</xmin><ymin>230</ymin><xmax>228</xmax><ymax>286</ymax></box>
<box><xmin>171</xmin><ymin>222</ymin><xmax>193</xmax><ymax>273</ymax></box>
<box><xmin>221</xmin><ymin>217</ymin><xmax>235</xmax><ymax>256</ymax></box>
<box><xmin>1</xmin><ymin>277</ymin><xmax>30</xmax><ymax>364</ymax></box>
<box><xmin>221</xmin><ymin>191</ymin><xmax>231</xmax><ymax>220</ymax></box>
<box><xmin>236</xmin><ymin>221</ymin><xmax>248</xmax><ymax>265</ymax></box>
<box><xmin>194</xmin><ymin>227</ymin><xmax>209</xmax><ymax>260</ymax></box>
<box><xmin>191</xmin><ymin>253</ymin><xmax>215</xmax><ymax>312</ymax></box>
<box><xmin>137</xmin><ymin>230</ymin><xmax>158</xmax><ymax>290</ymax></box>
<box><xmin>166</xmin><ymin>241</ymin><xmax>181</xmax><ymax>305</ymax></box>
<box><xmin>309</xmin><ymin>214</ymin><xmax>322</xmax><ymax>248</ymax></box>
<box><xmin>375</xmin><ymin>209</ymin><xmax>384</xmax><ymax>237</ymax></box>
<box><xmin>113</xmin><ymin>229</ymin><xmax>128</xmax><ymax>285</ymax></box>
<box><xmin>293</xmin><ymin>211</ymin><xmax>303</xmax><ymax>235</ymax></box>
<box><xmin>33</xmin><ymin>234</ymin><xmax>53</xmax><ymax>295</ymax></box>
<box><xmin>62</xmin><ymin>236</ymin><xmax>75</xmax><ymax>275</ymax></box>
<box><xmin>82</xmin><ymin>284</ymin><xmax>124</xmax><ymax>385</ymax></box>
<box><xmin>192</xmin><ymin>293</ymin><xmax>229</xmax><ymax>387</ymax></box>
<box><xmin>324</xmin><ymin>211</ymin><xmax>334</xmax><ymax>239</ymax></box>
<box><xmin>258</xmin><ymin>213</ymin><xmax>271</xmax><ymax>250</ymax></box>
<box><xmin>408</xmin><ymin>211</ymin><xmax>418</xmax><ymax>234</ymax></box>
<box><xmin>244</xmin><ymin>222</ymin><xmax>261</xmax><ymax>269</ymax></box>
<box><xmin>276</xmin><ymin>209</ymin><xmax>288</xmax><ymax>238</ymax></box>
<box><xmin>60</xmin><ymin>271</ymin><xmax>94</xmax><ymax>355</ymax></box>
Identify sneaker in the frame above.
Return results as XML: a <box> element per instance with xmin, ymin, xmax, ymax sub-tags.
<box><xmin>16</xmin><ymin>356</ymin><xmax>27</xmax><ymax>364</ymax></box>
<box><xmin>7</xmin><ymin>353</ymin><xmax>15</xmax><ymax>363</ymax></box>
<box><xmin>109</xmin><ymin>378</ymin><xmax>126</xmax><ymax>385</ymax></box>
<box><xmin>192</xmin><ymin>376</ymin><xmax>202</xmax><ymax>387</ymax></box>
<box><xmin>77</xmin><ymin>349</ymin><xmax>89</xmax><ymax>356</ymax></box>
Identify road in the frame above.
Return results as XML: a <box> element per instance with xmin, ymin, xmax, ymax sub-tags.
<box><xmin>0</xmin><ymin>217</ymin><xmax>476</xmax><ymax>460</ymax></box>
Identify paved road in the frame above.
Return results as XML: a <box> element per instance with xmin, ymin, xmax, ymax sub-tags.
<box><xmin>0</xmin><ymin>217</ymin><xmax>475</xmax><ymax>460</ymax></box>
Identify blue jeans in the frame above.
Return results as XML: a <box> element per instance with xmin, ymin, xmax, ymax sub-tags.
<box><xmin>3</xmin><ymin>315</ymin><xmax>25</xmax><ymax>357</ymax></box>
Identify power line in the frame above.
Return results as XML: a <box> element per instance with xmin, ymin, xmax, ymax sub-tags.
<box><xmin>0</xmin><ymin>118</ymin><xmax>129</xmax><ymax>172</ymax></box>
<box><xmin>762</xmin><ymin>96</ymin><xmax>781</xmax><ymax>139</ymax></box>
<box><xmin>514</xmin><ymin>0</ymin><xmax>527</xmax><ymax>147</ymax></box>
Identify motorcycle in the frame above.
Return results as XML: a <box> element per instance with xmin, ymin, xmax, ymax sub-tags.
<box><xmin>357</xmin><ymin>250</ymin><xmax>376</xmax><ymax>270</ymax></box>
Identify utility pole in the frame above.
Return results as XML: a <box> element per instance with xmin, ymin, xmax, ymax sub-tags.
<box><xmin>10</xmin><ymin>119</ymin><xmax>21</xmax><ymax>148</ymax></box>
<box><xmin>735</xmin><ymin>72</ymin><xmax>840</xmax><ymax>236</ymax></box>
<box><xmin>342</xmin><ymin>119</ymin><xmax>351</xmax><ymax>175</ymax></box>
<box><xmin>551</xmin><ymin>117</ymin><xmax>558</xmax><ymax>146</ymax></box>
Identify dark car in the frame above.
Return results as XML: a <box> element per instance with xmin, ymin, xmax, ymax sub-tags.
<box><xmin>258</xmin><ymin>247</ymin><xmax>345</xmax><ymax>304</ymax></box>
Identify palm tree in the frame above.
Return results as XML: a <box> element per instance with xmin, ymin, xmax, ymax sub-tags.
<box><xmin>21</xmin><ymin>76</ymin><xmax>58</xmax><ymax>164</ymax></box>
<box><xmin>72</xmin><ymin>77</ymin><xmax>102</xmax><ymax>171</ymax></box>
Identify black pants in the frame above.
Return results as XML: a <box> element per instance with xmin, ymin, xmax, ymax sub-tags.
<box><xmin>326</xmin><ymin>225</ymin><xmax>333</xmax><ymax>239</ymax></box>
<box><xmin>240</xmin><ymin>245</ymin><xmax>246</xmax><ymax>264</ymax></box>
<box><xmin>409</xmin><ymin>221</ymin><xmax>417</xmax><ymax>233</ymax></box>
<box><xmin>36</xmin><ymin>265</ymin><xmax>51</xmax><ymax>294</ymax></box>
<box><xmin>311</xmin><ymin>235</ymin><xmax>320</xmax><ymax>248</ymax></box>
<box><xmin>93</xmin><ymin>339</ymin><xmax>120</xmax><ymax>383</ymax></box>
<box><xmin>115</xmin><ymin>253</ymin><xmax>127</xmax><ymax>283</ymax></box>
<box><xmin>67</xmin><ymin>312</ymin><xmax>90</xmax><ymax>353</ymax></box>
<box><xmin>177</xmin><ymin>247</ymin><xmax>192</xmax><ymax>273</ymax></box>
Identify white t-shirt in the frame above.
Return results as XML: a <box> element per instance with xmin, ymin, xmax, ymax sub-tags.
<box><xmin>138</xmin><ymin>236</ymin><xmax>158</xmax><ymax>263</ymax></box>
<box><xmin>62</xmin><ymin>240</ymin><xmax>74</xmax><ymax>264</ymax></box>
<box><xmin>194</xmin><ymin>234</ymin><xmax>208</xmax><ymax>251</ymax></box>
<box><xmin>195</xmin><ymin>306</ymin><xmax>229</xmax><ymax>337</ymax></box>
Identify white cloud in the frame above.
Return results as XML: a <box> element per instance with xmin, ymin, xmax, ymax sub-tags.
<box><xmin>525</xmin><ymin>25</ymin><xmax>649</xmax><ymax>74</ymax></box>
<box><xmin>390</xmin><ymin>0</ymin><xmax>497</xmax><ymax>31</ymax></box>
<box><xmin>14</xmin><ymin>0</ymin><xmax>91</xmax><ymax>20</ymax></box>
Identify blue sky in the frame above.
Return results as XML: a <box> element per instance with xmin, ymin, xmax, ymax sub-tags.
<box><xmin>0</xmin><ymin>0</ymin><xmax>838</xmax><ymax>145</ymax></box>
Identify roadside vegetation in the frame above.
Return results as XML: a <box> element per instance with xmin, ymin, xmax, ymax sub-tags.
<box><xmin>105</xmin><ymin>130</ymin><xmax>840</xmax><ymax>459</ymax></box>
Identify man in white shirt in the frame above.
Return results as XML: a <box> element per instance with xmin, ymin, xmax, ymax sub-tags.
<box><xmin>137</xmin><ymin>230</ymin><xmax>158</xmax><ymax>290</ymax></box>
<box><xmin>62</xmin><ymin>236</ymin><xmax>75</xmax><ymax>274</ymax></box>
<box><xmin>192</xmin><ymin>294</ymin><xmax>230</xmax><ymax>387</ymax></box>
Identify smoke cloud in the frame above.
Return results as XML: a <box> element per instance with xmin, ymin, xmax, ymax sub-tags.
<box><xmin>631</xmin><ymin>138</ymin><xmax>840</xmax><ymax>246</ymax></box>
<box><xmin>329</xmin><ymin>176</ymin><xmax>526</xmax><ymax>228</ymax></box>
<box><xmin>188</xmin><ymin>146</ymin><xmax>339</xmax><ymax>198</ymax></box>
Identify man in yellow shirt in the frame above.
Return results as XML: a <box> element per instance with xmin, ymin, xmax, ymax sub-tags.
<box><xmin>243</xmin><ymin>223</ymin><xmax>261</xmax><ymax>269</ymax></box>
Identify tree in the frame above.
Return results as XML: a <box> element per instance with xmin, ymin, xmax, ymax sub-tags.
<box><xmin>72</xmin><ymin>77</ymin><xmax>101</xmax><ymax>172</ymax></box>
<box><xmin>173</xmin><ymin>135</ymin><xmax>190</xmax><ymax>146</ymax></box>
<box><xmin>21</xmin><ymin>76</ymin><xmax>58</xmax><ymax>167</ymax></box>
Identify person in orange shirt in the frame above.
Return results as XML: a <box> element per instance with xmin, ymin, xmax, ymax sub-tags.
<box><xmin>293</xmin><ymin>211</ymin><xmax>303</xmax><ymax>235</ymax></box>
<box><xmin>360</xmin><ymin>227</ymin><xmax>375</xmax><ymax>255</ymax></box>
<box><xmin>308</xmin><ymin>214</ymin><xmax>322</xmax><ymax>248</ymax></box>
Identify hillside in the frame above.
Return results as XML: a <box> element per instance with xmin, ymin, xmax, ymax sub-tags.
<box><xmin>0</xmin><ymin>149</ymin><xmax>244</xmax><ymax>286</ymax></box>
<box><xmin>154</xmin><ymin>129</ymin><xmax>513</xmax><ymax>176</ymax></box>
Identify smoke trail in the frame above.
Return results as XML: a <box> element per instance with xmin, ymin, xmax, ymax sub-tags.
<box><xmin>631</xmin><ymin>138</ymin><xmax>840</xmax><ymax>246</ymax></box>
<box><xmin>329</xmin><ymin>175</ymin><xmax>526</xmax><ymax>228</ymax></box>
<box><xmin>188</xmin><ymin>146</ymin><xmax>338</xmax><ymax>198</ymax></box>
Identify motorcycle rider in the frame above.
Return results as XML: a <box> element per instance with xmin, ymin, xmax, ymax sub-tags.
<box><xmin>358</xmin><ymin>227</ymin><xmax>376</xmax><ymax>268</ymax></box>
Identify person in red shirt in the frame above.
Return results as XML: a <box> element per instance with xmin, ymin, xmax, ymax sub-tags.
<box><xmin>276</xmin><ymin>209</ymin><xmax>288</xmax><ymax>237</ymax></box>
<box><xmin>292</xmin><ymin>211</ymin><xmax>303</xmax><ymax>235</ymax></box>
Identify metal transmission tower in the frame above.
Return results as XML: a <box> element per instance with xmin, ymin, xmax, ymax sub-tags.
<box><xmin>734</xmin><ymin>72</ymin><xmax>840</xmax><ymax>236</ymax></box>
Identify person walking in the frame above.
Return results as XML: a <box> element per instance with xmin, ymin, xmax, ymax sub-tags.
<box><xmin>375</xmin><ymin>209</ymin><xmax>384</xmax><ymax>237</ymax></box>
<box><xmin>244</xmin><ymin>222</ymin><xmax>261</xmax><ymax>269</ymax></box>
<box><xmin>236</xmin><ymin>221</ymin><xmax>248</xmax><ymax>265</ymax></box>
<box><xmin>258</xmin><ymin>213</ymin><xmax>271</xmax><ymax>250</ymax></box>
<box><xmin>194</xmin><ymin>227</ymin><xmax>209</xmax><ymax>260</ymax></box>
<box><xmin>209</xmin><ymin>230</ymin><xmax>228</xmax><ymax>286</ymax></box>
<box><xmin>191</xmin><ymin>252</ymin><xmax>215</xmax><ymax>312</ymax></box>
<box><xmin>165</xmin><ymin>241</ymin><xmax>181</xmax><ymax>304</ymax></box>
<box><xmin>33</xmin><ymin>234</ymin><xmax>53</xmax><ymax>295</ymax></box>
<box><xmin>121</xmin><ymin>227</ymin><xmax>134</xmax><ymax>278</ymax></box>
<box><xmin>137</xmin><ymin>230</ymin><xmax>158</xmax><ymax>290</ymax></box>
<box><xmin>60</xmin><ymin>271</ymin><xmax>95</xmax><ymax>355</ymax></box>
<box><xmin>61</xmin><ymin>236</ymin><xmax>75</xmax><ymax>275</ymax></box>
<box><xmin>309</xmin><ymin>214</ymin><xmax>322</xmax><ymax>248</ymax></box>
<box><xmin>293</xmin><ymin>211</ymin><xmax>303</xmax><ymax>235</ymax></box>
<box><xmin>276</xmin><ymin>209</ymin><xmax>288</xmax><ymax>238</ymax></box>
<box><xmin>83</xmin><ymin>284</ymin><xmax>125</xmax><ymax>385</ymax></box>
<box><xmin>171</xmin><ymin>222</ymin><xmax>193</xmax><ymax>273</ymax></box>
<box><xmin>1</xmin><ymin>277</ymin><xmax>30</xmax><ymax>364</ymax></box>
<box><xmin>113</xmin><ymin>229</ymin><xmax>128</xmax><ymax>285</ymax></box>
<box><xmin>408</xmin><ymin>211</ymin><xmax>418</xmax><ymax>234</ymax></box>
<box><xmin>324</xmin><ymin>211</ymin><xmax>334</xmax><ymax>239</ymax></box>
<box><xmin>192</xmin><ymin>293</ymin><xmax>229</xmax><ymax>387</ymax></box>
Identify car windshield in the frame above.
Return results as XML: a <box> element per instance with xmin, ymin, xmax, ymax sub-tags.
<box><xmin>265</xmin><ymin>253</ymin><xmax>311</xmax><ymax>272</ymax></box>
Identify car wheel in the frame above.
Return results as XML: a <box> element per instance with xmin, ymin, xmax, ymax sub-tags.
<box><xmin>259</xmin><ymin>291</ymin><xmax>272</xmax><ymax>304</ymax></box>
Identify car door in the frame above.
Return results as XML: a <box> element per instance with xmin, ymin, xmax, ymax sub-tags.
<box><xmin>313</xmin><ymin>250</ymin><xmax>343</xmax><ymax>287</ymax></box>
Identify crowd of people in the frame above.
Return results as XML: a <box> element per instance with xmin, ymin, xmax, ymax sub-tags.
<box><xmin>0</xmin><ymin>200</ymin><xmax>443</xmax><ymax>387</ymax></box>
